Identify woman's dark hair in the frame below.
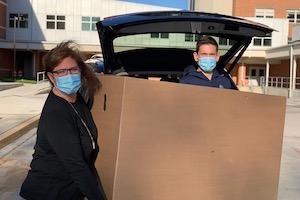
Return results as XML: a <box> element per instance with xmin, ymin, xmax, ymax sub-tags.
<box><xmin>196</xmin><ymin>35</ymin><xmax>219</xmax><ymax>52</ymax></box>
<box><xmin>43</xmin><ymin>40</ymin><xmax>101</xmax><ymax>98</ymax></box>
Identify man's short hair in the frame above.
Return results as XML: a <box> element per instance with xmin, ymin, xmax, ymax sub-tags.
<box><xmin>196</xmin><ymin>35</ymin><xmax>218</xmax><ymax>52</ymax></box>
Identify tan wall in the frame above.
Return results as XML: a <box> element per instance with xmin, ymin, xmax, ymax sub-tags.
<box><xmin>0</xmin><ymin>2</ymin><xmax>6</xmax><ymax>39</ymax></box>
<box><xmin>195</xmin><ymin>0</ymin><xmax>233</xmax><ymax>15</ymax></box>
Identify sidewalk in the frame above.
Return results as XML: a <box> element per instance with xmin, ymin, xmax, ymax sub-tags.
<box><xmin>0</xmin><ymin>81</ymin><xmax>50</xmax><ymax>148</ymax></box>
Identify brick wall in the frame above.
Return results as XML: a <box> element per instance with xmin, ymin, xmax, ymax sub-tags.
<box><xmin>0</xmin><ymin>2</ymin><xmax>6</xmax><ymax>39</ymax></box>
<box><xmin>0</xmin><ymin>50</ymin><xmax>13</xmax><ymax>78</ymax></box>
<box><xmin>233</xmin><ymin>0</ymin><xmax>300</xmax><ymax>37</ymax></box>
<box><xmin>233</xmin><ymin>0</ymin><xmax>300</xmax><ymax>18</ymax></box>
<box><xmin>266</xmin><ymin>59</ymin><xmax>300</xmax><ymax>77</ymax></box>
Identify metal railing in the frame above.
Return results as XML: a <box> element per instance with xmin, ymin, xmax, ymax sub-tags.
<box><xmin>245</xmin><ymin>76</ymin><xmax>263</xmax><ymax>87</ymax></box>
<box><xmin>260</xmin><ymin>76</ymin><xmax>300</xmax><ymax>89</ymax></box>
<box><xmin>36</xmin><ymin>71</ymin><xmax>46</xmax><ymax>84</ymax></box>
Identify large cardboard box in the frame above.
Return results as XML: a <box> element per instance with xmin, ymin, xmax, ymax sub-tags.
<box><xmin>92</xmin><ymin>75</ymin><xmax>286</xmax><ymax>200</ymax></box>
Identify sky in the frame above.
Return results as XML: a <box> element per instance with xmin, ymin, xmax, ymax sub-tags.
<box><xmin>123</xmin><ymin>0</ymin><xmax>188</xmax><ymax>9</ymax></box>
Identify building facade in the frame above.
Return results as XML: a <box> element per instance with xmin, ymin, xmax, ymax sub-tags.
<box><xmin>0</xmin><ymin>0</ymin><xmax>176</xmax><ymax>79</ymax></box>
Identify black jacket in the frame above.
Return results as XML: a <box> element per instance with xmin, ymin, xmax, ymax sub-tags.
<box><xmin>20</xmin><ymin>91</ymin><xmax>106</xmax><ymax>200</ymax></box>
<box><xmin>180</xmin><ymin>65</ymin><xmax>237</xmax><ymax>89</ymax></box>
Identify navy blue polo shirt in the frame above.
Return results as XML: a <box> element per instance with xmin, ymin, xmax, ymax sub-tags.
<box><xmin>179</xmin><ymin>65</ymin><xmax>236</xmax><ymax>89</ymax></box>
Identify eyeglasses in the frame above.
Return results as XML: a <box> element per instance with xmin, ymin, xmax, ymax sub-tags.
<box><xmin>52</xmin><ymin>66</ymin><xmax>81</xmax><ymax>76</ymax></box>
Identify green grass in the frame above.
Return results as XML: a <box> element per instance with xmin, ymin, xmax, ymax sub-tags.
<box><xmin>0</xmin><ymin>77</ymin><xmax>37</xmax><ymax>84</ymax></box>
<box><xmin>16</xmin><ymin>78</ymin><xmax>37</xmax><ymax>84</ymax></box>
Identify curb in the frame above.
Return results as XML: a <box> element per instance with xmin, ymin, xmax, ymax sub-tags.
<box><xmin>0</xmin><ymin>83</ymin><xmax>23</xmax><ymax>91</ymax></box>
<box><xmin>0</xmin><ymin>115</ymin><xmax>40</xmax><ymax>149</ymax></box>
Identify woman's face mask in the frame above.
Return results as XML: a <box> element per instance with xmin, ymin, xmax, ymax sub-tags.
<box><xmin>55</xmin><ymin>73</ymin><xmax>81</xmax><ymax>94</ymax></box>
<box><xmin>198</xmin><ymin>56</ymin><xmax>217</xmax><ymax>72</ymax></box>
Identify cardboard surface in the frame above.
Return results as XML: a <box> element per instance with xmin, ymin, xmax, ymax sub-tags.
<box><xmin>93</xmin><ymin>75</ymin><xmax>286</xmax><ymax>200</ymax></box>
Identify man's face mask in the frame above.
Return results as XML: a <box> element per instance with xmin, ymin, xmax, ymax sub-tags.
<box><xmin>55</xmin><ymin>73</ymin><xmax>81</xmax><ymax>94</ymax></box>
<box><xmin>198</xmin><ymin>56</ymin><xmax>217</xmax><ymax>72</ymax></box>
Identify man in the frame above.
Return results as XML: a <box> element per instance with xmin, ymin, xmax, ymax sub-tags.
<box><xmin>180</xmin><ymin>35</ymin><xmax>236</xmax><ymax>89</ymax></box>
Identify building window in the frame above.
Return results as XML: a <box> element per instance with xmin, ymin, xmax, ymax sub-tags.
<box><xmin>150</xmin><ymin>33</ymin><xmax>159</xmax><ymax>38</ymax></box>
<box><xmin>82</xmin><ymin>16</ymin><xmax>100</xmax><ymax>31</ymax></box>
<box><xmin>150</xmin><ymin>33</ymin><xmax>169</xmax><ymax>39</ymax></box>
<box><xmin>255</xmin><ymin>9</ymin><xmax>274</xmax><ymax>18</ymax></box>
<box><xmin>184</xmin><ymin>34</ymin><xmax>200</xmax><ymax>42</ymax></box>
<box><xmin>46</xmin><ymin>15</ymin><xmax>65</xmax><ymax>30</ymax></box>
<box><xmin>9</xmin><ymin>13</ymin><xmax>28</xmax><ymax>28</ymax></box>
<box><xmin>253</xmin><ymin>34</ymin><xmax>272</xmax><ymax>47</ymax></box>
<box><xmin>219</xmin><ymin>37</ymin><xmax>227</xmax><ymax>45</ymax></box>
<box><xmin>263</xmin><ymin>38</ymin><xmax>272</xmax><ymax>46</ymax></box>
<box><xmin>161</xmin><ymin>33</ymin><xmax>169</xmax><ymax>38</ymax></box>
<box><xmin>219</xmin><ymin>37</ymin><xmax>236</xmax><ymax>46</ymax></box>
<box><xmin>253</xmin><ymin>38</ymin><xmax>262</xmax><ymax>46</ymax></box>
<box><xmin>287</xmin><ymin>10</ymin><xmax>300</xmax><ymax>23</ymax></box>
<box><xmin>56</xmin><ymin>15</ymin><xmax>65</xmax><ymax>29</ymax></box>
<box><xmin>185</xmin><ymin>33</ymin><xmax>193</xmax><ymax>41</ymax></box>
<box><xmin>259</xmin><ymin>69</ymin><xmax>265</xmax><ymax>76</ymax></box>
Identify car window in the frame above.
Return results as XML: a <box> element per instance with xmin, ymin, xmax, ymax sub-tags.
<box><xmin>113</xmin><ymin>33</ymin><xmax>237</xmax><ymax>56</ymax></box>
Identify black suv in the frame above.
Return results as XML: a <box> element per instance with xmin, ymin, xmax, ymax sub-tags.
<box><xmin>96</xmin><ymin>11</ymin><xmax>273</xmax><ymax>87</ymax></box>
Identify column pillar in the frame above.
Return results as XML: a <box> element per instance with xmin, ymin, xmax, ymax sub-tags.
<box><xmin>293</xmin><ymin>56</ymin><xmax>297</xmax><ymax>90</ymax></box>
<box><xmin>237</xmin><ymin>63</ymin><xmax>246</xmax><ymax>86</ymax></box>
<box><xmin>266</xmin><ymin>60</ymin><xmax>270</xmax><ymax>88</ymax></box>
<box><xmin>289</xmin><ymin>45</ymin><xmax>294</xmax><ymax>98</ymax></box>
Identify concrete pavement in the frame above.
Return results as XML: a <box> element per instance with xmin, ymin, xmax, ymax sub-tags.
<box><xmin>278</xmin><ymin>103</ymin><xmax>300</xmax><ymax>200</ymax></box>
<box><xmin>0</xmin><ymin>81</ymin><xmax>50</xmax><ymax>148</ymax></box>
<box><xmin>0</xmin><ymin>128</ymin><xmax>36</xmax><ymax>199</ymax></box>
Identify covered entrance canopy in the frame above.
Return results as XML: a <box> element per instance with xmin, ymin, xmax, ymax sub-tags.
<box><xmin>266</xmin><ymin>41</ymin><xmax>300</xmax><ymax>97</ymax></box>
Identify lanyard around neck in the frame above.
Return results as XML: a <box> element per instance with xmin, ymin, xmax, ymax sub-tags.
<box><xmin>68</xmin><ymin>102</ymin><xmax>96</xmax><ymax>150</ymax></box>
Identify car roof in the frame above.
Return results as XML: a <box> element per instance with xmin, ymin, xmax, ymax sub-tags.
<box><xmin>96</xmin><ymin>11</ymin><xmax>274</xmax><ymax>74</ymax></box>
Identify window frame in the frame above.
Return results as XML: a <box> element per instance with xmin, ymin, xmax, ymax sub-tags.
<box><xmin>150</xmin><ymin>33</ymin><xmax>169</xmax><ymax>39</ymax></box>
<box><xmin>255</xmin><ymin>8</ymin><xmax>274</xmax><ymax>18</ymax></box>
<box><xmin>184</xmin><ymin>33</ymin><xmax>200</xmax><ymax>42</ymax></box>
<box><xmin>219</xmin><ymin>37</ymin><xmax>237</xmax><ymax>46</ymax></box>
<box><xmin>287</xmin><ymin>10</ymin><xmax>300</xmax><ymax>23</ymax></box>
<box><xmin>46</xmin><ymin>14</ymin><xmax>66</xmax><ymax>30</ymax></box>
<box><xmin>81</xmin><ymin>16</ymin><xmax>101</xmax><ymax>31</ymax></box>
<box><xmin>9</xmin><ymin>13</ymin><xmax>29</xmax><ymax>28</ymax></box>
<box><xmin>253</xmin><ymin>35</ymin><xmax>272</xmax><ymax>47</ymax></box>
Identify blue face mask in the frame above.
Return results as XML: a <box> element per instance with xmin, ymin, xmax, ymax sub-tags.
<box><xmin>198</xmin><ymin>57</ymin><xmax>217</xmax><ymax>72</ymax></box>
<box><xmin>55</xmin><ymin>74</ymin><xmax>81</xmax><ymax>94</ymax></box>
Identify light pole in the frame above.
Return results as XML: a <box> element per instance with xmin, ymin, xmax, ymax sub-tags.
<box><xmin>13</xmin><ymin>16</ymin><xmax>17</xmax><ymax>80</ymax></box>
<box><xmin>13</xmin><ymin>15</ymin><xmax>24</xmax><ymax>80</ymax></box>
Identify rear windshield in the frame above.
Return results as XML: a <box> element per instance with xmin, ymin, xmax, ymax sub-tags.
<box><xmin>113</xmin><ymin>33</ymin><xmax>237</xmax><ymax>56</ymax></box>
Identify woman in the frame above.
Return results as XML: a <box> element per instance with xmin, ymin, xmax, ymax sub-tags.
<box><xmin>20</xmin><ymin>41</ymin><xmax>106</xmax><ymax>200</ymax></box>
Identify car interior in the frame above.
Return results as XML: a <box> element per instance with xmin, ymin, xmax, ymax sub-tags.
<box><xmin>96</xmin><ymin>11</ymin><xmax>273</xmax><ymax>85</ymax></box>
<box><xmin>113</xmin><ymin>47</ymin><xmax>195</xmax><ymax>82</ymax></box>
